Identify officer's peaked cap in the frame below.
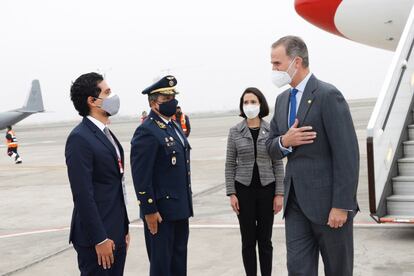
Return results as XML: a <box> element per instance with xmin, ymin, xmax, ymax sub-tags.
<box><xmin>142</xmin><ymin>75</ymin><xmax>178</xmax><ymax>95</ymax></box>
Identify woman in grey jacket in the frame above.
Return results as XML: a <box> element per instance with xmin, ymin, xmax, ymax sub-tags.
<box><xmin>225</xmin><ymin>87</ymin><xmax>284</xmax><ymax>276</ymax></box>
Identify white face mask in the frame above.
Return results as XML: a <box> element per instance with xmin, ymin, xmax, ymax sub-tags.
<box><xmin>243</xmin><ymin>104</ymin><xmax>260</xmax><ymax>119</ymax></box>
<box><xmin>271</xmin><ymin>57</ymin><xmax>298</xmax><ymax>88</ymax></box>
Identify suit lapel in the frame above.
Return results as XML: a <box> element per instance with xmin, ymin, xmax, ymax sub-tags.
<box><xmin>257</xmin><ymin>120</ymin><xmax>269</xmax><ymax>141</ymax></box>
<box><xmin>296</xmin><ymin>75</ymin><xmax>318</xmax><ymax>127</ymax></box>
<box><xmin>83</xmin><ymin>117</ymin><xmax>118</xmax><ymax>160</ymax></box>
<box><xmin>172</xmin><ymin>120</ymin><xmax>189</xmax><ymax>148</ymax></box>
<box><xmin>111</xmin><ymin>131</ymin><xmax>124</xmax><ymax>169</ymax></box>
<box><xmin>279</xmin><ymin>90</ymin><xmax>290</xmax><ymax>133</ymax></box>
<box><xmin>150</xmin><ymin>111</ymin><xmax>185</xmax><ymax>149</ymax></box>
<box><xmin>239</xmin><ymin>120</ymin><xmax>252</xmax><ymax>139</ymax></box>
<box><xmin>166</xmin><ymin>125</ymin><xmax>184</xmax><ymax>148</ymax></box>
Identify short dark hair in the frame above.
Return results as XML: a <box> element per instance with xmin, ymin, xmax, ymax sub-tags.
<box><xmin>148</xmin><ymin>93</ymin><xmax>160</xmax><ymax>107</ymax></box>
<box><xmin>6</xmin><ymin>125</ymin><xmax>12</xmax><ymax>130</ymax></box>
<box><xmin>70</xmin><ymin>72</ymin><xmax>103</xmax><ymax>117</ymax></box>
<box><xmin>239</xmin><ymin>87</ymin><xmax>269</xmax><ymax>119</ymax></box>
<box><xmin>272</xmin><ymin>36</ymin><xmax>309</xmax><ymax>68</ymax></box>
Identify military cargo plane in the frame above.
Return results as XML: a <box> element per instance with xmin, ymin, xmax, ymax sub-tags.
<box><xmin>0</xmin><ymin>80</ymin><xmax>44</xmax><ymax>130</ymax></box>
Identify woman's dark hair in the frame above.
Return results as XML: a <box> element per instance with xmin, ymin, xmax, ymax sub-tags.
<box><xmin>239</xmin><ymin>87</ymin><xmax>269</xmax><ymax>119</ymax></box>
<box><xmin>70</xmin><ymin>72</ymin><xmax>103</xmax><ymax>116</ymax></box>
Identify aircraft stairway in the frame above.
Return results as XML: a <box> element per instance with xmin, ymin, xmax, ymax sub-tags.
<box><xmin>367</xmin><ymin>5</ymin><xmax>414</xmax><ymax>223</ymax></box>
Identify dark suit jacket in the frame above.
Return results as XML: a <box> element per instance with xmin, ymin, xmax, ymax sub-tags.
<box><xmin>130</xmin><ymin>111</ymin><xmax>193</xmax><ymax>221</ymax></box>
<box><xmin>266</xmin><ymin>74</ymin><xmax>360</xmax><ymax>225</ymax></box>
<box><xmin>65</xmin><ymin>117</ymin><xmax>129</xmax><ymax>247</ymax></box>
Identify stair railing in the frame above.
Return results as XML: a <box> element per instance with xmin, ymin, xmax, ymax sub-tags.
<box><xmin>367</xmin><ymin>5</ymin><xmax>414</xmax><ymax>221</ymax></box>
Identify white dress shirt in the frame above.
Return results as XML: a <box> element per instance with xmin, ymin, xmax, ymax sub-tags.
<box><xmin>87</xmin><ymin>115</ymin><xmax>106</xmax><ymax>133</ymax></box>
<box><xmin>288</xmin><ymin>72</ymin><xmax>313</xmax><ymax>119</ymax></box>
<box><xmin>279</xmin><ymin>72</ymin><xmax>313</xmax><ymax>153</ymax></box>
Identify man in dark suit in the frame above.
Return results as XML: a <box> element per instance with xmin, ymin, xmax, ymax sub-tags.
<box><xmin>130</xmin><ymin>75</ymin><xmax>193</xmax><ymax>276</ymax></box>
<box><xmin>266</xmin><ymin>36</ymin><xmax>359</xmax><ymax>276</ymax></box>
<box><xmin>65</xmin><ymin>72</ymin><xmax>130</xmax><ymax>276</ymax></box>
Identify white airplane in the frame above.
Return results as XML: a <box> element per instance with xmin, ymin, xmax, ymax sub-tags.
<box><xmin>294</xmin><ymin>0</ymin><xmax>414</xmax><ymax>51</ymax></box>
<box><xmin>0</xmin><ymin>80</ymin><xmax>44</xmax><ymax>130</ymax></box>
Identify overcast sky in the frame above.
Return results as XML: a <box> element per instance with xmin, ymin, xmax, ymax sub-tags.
<box><xmin>0</xmin><ymin>0</ymin><xmax>394</xmax><ymax>123</ymax></box>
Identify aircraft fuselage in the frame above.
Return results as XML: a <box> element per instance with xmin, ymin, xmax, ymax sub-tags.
<box><xmin>0</xmin><ymin>111</ymin><xmax>32</xmax><ymax>130</ymax></box>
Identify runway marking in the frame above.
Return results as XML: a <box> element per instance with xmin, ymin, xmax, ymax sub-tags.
<box><xmin>193</xmin><ymin>183</ymin><xmax>224</xmax><ymax>198</ymax></box>
<box><xmin>130</xmin><ymin>222</ymin><xmax>414</xmax><ymax>229</ymax></box>
<box><xmin>0</xmin><ymin>227</ymin><xmax>70</xmax><ymax>239</ymax></box>
<box><xmin>0</xmin><ymin>140</ymin><xmax>56</xmax><ymax>148</ymax></box>
<box><xmin>1</xmin><ymin>222</ymin><xmax>413</xmax><ymax>240</ymax></box>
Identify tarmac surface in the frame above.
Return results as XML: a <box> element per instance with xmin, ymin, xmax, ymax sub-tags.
<box><xmin>1</xmin><ymin>98</ymin><xmax>414</xmax><ymax>276</ymax></box>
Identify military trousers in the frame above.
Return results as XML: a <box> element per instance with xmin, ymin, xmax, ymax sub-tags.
<box><xmin>144</xmin><ymin>218</ymin><xmax>189</xmax><ymax>276</ymax></box>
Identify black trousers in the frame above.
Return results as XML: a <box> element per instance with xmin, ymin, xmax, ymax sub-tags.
<box><xmin>7</xmin><ymin>147</ymin><xmax>19</xmax><ymax>157</ymax></box>
<box><xmin>285</xmin><ymin>186</ymin><xmax>354</xmax><ymax>276</ymax></box>
<box><xmin>236</xmin><ymin>182</ymin><xmax>275</xmax><ymax>276</ymax></box>
<box><xmin>73</xmin><ymin>243</ymin><xmax>126</xmax><ymax>276</ymax></box>
<box><xmin>144</xmin><ymin>218</ymin><xmax>189</xmax><ymax>276</ymax></box>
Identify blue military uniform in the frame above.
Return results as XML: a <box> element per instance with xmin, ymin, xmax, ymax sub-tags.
<box><xmin>130</xmin><ymin>76</ymin><xmax>193</xmax><ymax>276</ymax></box>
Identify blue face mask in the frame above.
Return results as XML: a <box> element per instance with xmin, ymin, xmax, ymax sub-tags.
<box><xmin>158</xmin><ymin>98</ymin><xmax>178</xmax><ymax>117</ymax></box>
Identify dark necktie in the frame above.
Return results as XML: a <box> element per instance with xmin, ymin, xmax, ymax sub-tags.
<box><xmin>289</xmin><ymin>88</ymin><xmax>299</xmax><ymax>127</ymax></box>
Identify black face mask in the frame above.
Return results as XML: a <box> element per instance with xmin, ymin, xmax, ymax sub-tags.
<box><xmin>158</xmin><ymin>99</ymin><xmax>178</xmax><ymax>117</ymax></box>
<box><xmin>176</xmin><ymin>111</ymin><xmax>182</xmax><ymax>116</ymax></box>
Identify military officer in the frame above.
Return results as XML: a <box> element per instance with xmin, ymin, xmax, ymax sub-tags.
<box><xmin>130</xmin><ymin>75</ymin><xmax>193</xmax><ymax>276</ymax></box>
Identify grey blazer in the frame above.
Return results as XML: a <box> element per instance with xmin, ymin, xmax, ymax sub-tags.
<box><xmin>225</xmin><ymin>119</ymin><xmax>284</xmax><ymax>196</ymax></box>
<box><xmin>266</xmin><ymin>74</ymin><xmax>359</xmax><ymax>225</ymax></box>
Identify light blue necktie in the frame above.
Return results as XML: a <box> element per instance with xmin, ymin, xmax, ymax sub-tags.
<box><xmin>289</xmin><ymin>88</ymin><xmax>298</xmax><ymax>128</ymax></box>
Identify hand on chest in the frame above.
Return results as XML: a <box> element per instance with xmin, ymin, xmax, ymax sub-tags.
<box><xmin>278</xmin><ymin>95</ymin><xmax>322</xmax><ymax>131</ymax></box>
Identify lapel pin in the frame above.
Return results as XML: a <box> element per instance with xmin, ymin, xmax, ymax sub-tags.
<box><xmin>308</xmin><ymin>100</ymin><xmax>312</xmax><ymax>104</ymax></box>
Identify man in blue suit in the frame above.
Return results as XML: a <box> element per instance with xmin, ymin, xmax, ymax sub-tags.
<box><xmin>65</xmin><ymin>72</ymin><xmax>130</xmax><ymax>276</ymax></box>
<box><xmin>130</xmin><ymin>76</ymin><xmax>193</xmax><ymax>276</ymax></box>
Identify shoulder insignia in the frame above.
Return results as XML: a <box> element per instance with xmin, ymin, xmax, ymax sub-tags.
<box><xmin>154</xmin><ymin>120</ymin><xmax>167</xmax><ymax>129</ymax></box>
